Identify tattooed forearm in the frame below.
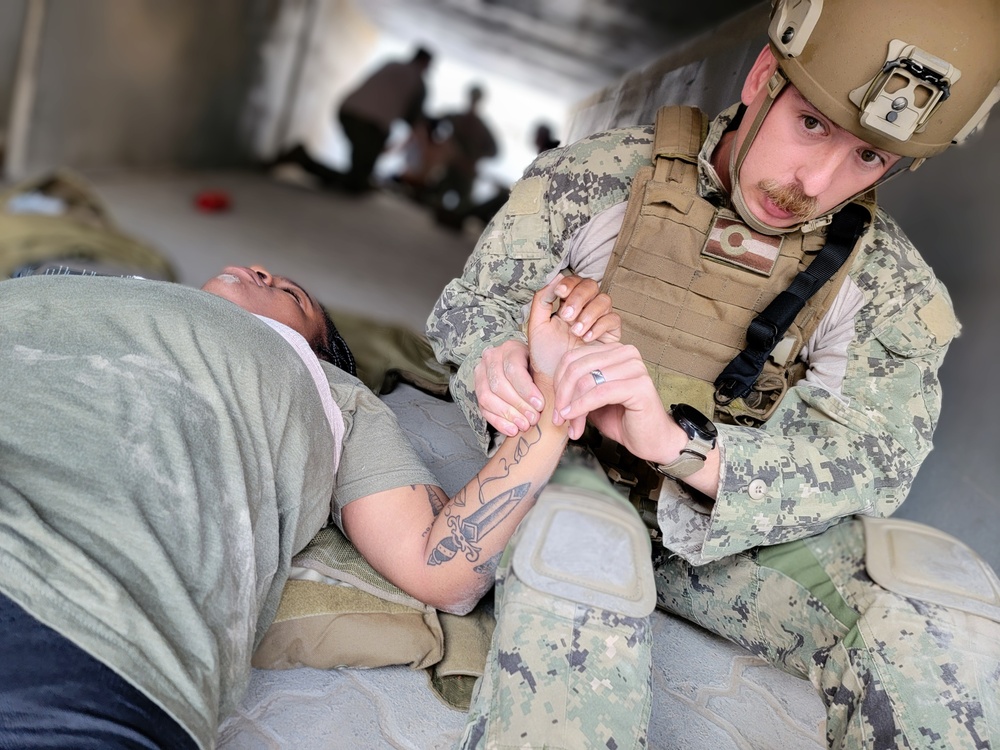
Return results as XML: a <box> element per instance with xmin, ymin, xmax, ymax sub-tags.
<box><xmin>426</xmin><ymin>424</ymin><xmax>548</xmax><ymax>568</ymax></box>
<box><xmin>428</xmin><ymin>483</ymin><xmax>530</xmax><ymax>566</ymax></box>
<box><xmin>473</xmin><ymin>551</ymin><xmax>502</xmax><ymax>579</ymax></box>
<box><xmin>425</xmin><ymin>485</ymin><xmax>447</xmax><ymax>517</ymax></box>
<box><xmin>479</xmin><ymin>425</ymin><xmax>541</xmax><ymax>503</ymax></box>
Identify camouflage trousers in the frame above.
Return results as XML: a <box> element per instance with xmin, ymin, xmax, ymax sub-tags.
<box><xmin>459</xmin><ymin>460</ymin><xmax>1000</xmax><ymax>749</ymax></box>
<box><xmin>656</xmin><ymin>518</ymin><xmax>1000</xmax><ymax>749</ymax></box>
<box><xmin>458</xmin><ymin>455</ymin><xmax>654</xmax><ymax>749</ymax></box>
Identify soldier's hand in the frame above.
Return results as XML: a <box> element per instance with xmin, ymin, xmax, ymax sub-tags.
<box><xmin>475</xmin><ymin>340</ymin><xmax>542</xmax><ymax>437</ymax></box>
<box><xmin>551</xmin><ymin>342</ymin><xmax>670</xmax><ymax>451</ymax></box>
<box><xmin>474</xmin><ymin>275</ymin><xmax>620</xmax><ymax>438</ymax></box>
<box><xmin>550</xmin><ymin>276</ymin><xmax>620</xmax><ymax>344</ymax></box>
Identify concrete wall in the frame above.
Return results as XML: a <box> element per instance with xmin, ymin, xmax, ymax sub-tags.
<box><xmin>5</xmin><ymin>0</ymin><xmax>273</xmax><ymax>179</ymax></box>
<box><xmin>566</xmin><ymin>1</ymin><xmax>1000</xmax><ymax>569</ymax></box>
<box><xmin>567</xmin><ymin>4</ymin><xmax>770</xmax><ymax>143</ymax></box>
<box><xmin>0</xmin><ymin>0</ymin><xmax>28</xmax><ymax>163</ymax></box>
<box><xmin>245</xmin><ymin>0</ymin><xmax>382</xmax><ymax>161</ymax></box>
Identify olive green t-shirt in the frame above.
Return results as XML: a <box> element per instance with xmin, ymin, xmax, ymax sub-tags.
<box><xmin>0</xmin><ymin>276</ymin><xmax>437</xmax><ymax>749</ymax></box>
<box><xmin>322</xmin><ymin>359</ymin><xmax>438</xmax><ymax>529</ymax></box>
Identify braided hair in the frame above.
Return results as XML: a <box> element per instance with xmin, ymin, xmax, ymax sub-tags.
<box><xmin>315</xmin><ymin>307</ymin><xmax>357</xmax><ymax>377</ymax></box>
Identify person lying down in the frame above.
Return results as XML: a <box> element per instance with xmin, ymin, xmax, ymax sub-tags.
<box><xmin>0</xmin><ymin>265</ymin><xmax>619</xmax><ymax>749</ymax></box>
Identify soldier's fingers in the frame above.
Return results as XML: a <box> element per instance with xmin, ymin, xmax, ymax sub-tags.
<box><xmin>505</xmin><ymin>357</ymin><xmax>545</xmax><ymax>414</ymax></box>
<box><xmin>482</xmin><ymin>405</ymin><xmax>527</xmax><ymax>437</ymax></box>
<box><xmin>552</xmin><ymin>342</ymin><xmax>626</xmax><ymax>388</ymax></box>
<box><xmin>475</xmin><ymin>358</ymin><xmax>539</xmax><ymax>433</ymax></box>
<box><xmin>478</xmin><ymin>384</ymin><xmax>534</xmax><ymax>435</ymax></box>
<box><xmin>553</xmin><ymin>345</ymin><xmax>645</xmax><ymax>412</ymax></box>
<box><xmin>582</xmin><ymin>310</ymin><xmax>621</xmax><ymax>344</ymax></box>
<box><xmin>553</xmin><ymin>277</ymin><xmax>601</xmax><ymax>324</ymax></box>
<box><xmin>558</xmin><ymin>376</ymin><xmax>641</xmax><ymax>425</ymax></box>
<box><xmin>565</xmin><ymin>413</ymin><xmax>589</xmax><ymax>440</ymax></box>
<box><xmin>565</xmin><ymin>292</ymin><xmax>613</xmax><ymax>340</ymax></box>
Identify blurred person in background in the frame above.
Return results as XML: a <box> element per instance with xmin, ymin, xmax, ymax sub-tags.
<box><xmin>274</xmin><ymin>46</ymin><xmax>433</xmax><ymax>195</ymax></box>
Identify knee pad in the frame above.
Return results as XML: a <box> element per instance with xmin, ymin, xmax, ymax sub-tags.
<box><xmin>862</xmin><ymin>516</ymin><xmax>1000</xmax><ymax>622</ymax></box>
<box><xmin>510</xmin><ymin>483</ymin><xmax>656</xmax><ymax>618</ymax></box>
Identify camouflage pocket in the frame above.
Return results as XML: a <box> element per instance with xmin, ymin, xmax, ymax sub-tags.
<box><xmin>501</xmin><ymin>176</ymin><xmax>550</xmax><ymax>260</ymax></box>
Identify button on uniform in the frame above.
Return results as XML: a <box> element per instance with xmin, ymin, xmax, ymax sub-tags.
<box><xmin>747</xmin><ymin>479</ymin><xmax>769</xmax><ymax>500</ymax></box>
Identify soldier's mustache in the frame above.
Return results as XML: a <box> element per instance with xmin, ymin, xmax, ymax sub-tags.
<box><xmin>758</xmin><ymin>179</ymin><xmax>817</xmax><ymax>221</ymax></box>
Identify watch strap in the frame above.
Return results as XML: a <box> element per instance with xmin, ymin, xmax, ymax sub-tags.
<box><xmin>650</xmin><ymin>403</ymin><xmax>717</xmax><ymax>480</ymax></box>
<box><xmin>650</xmin><ymin>435</ymin><xmax>715</xmax><ymax>479</ymax></box>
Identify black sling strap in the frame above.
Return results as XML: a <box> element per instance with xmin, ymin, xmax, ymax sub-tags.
<box><xmin>714</xmin><ymin>202</ymin><xmax>870</xmax><ymax>404</ymax></box>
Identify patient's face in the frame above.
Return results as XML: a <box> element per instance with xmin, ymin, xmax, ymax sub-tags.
<box><xmin>202</xmin><ymin>265</ymin><xmax>327</xmax><ymax>348</ymax></box>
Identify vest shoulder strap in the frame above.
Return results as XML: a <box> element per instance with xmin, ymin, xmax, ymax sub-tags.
<box><xmin>601</xmin><ymin>106</ymin><xmax>708</xmax><ymax>296</ymax></box>
<box><xmin>653</xmin><ymin>105</ymin><xmax>709</xmax><ymax>163</ymax></box>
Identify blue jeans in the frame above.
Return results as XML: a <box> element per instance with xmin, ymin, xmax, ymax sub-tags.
<box><xmin>0</xmin><ymin>591</ymin><xmax>196</xmax><ymax>749</ymax></box>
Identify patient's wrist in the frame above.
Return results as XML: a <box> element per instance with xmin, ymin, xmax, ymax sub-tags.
<box><xmin>530</xmin><ymin>374</ymin><xmax>563</xmax><ymax>423</ymax></box>
<box><xmin>531</xmin><ymin>372</ymin><xmax>555</xmax><ymax>394</ymax></box>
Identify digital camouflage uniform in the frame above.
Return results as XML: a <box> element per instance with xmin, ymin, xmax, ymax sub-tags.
<box><xmin>427</xmin><ymin>107</ymin><xmax>1000</xmax><ymax>749</ymax></box>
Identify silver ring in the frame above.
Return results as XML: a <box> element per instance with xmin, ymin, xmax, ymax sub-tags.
<box><xmin>591</xmin><ymin>369</ymin><xmax>606</xmax><ymax>386</ymax></box>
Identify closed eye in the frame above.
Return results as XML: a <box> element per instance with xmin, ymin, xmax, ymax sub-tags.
<box><xmin>284</xmin><ymin>286</ymin><xmax>304</xmax><ymax>308</ymax></box>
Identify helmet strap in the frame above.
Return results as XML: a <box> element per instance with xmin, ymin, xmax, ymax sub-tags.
<box><xmin>729</xmin><ymin>70</ymin><xmax>792</xmax><ymax>236</ymax></box>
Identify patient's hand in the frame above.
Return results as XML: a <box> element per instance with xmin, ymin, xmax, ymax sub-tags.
<box><xmin>476</xmin><ymin>275</ymin><xmax>619</xmax><ymax>437</ymax></box>
<box><xmin>526</xmin><ymin>275</ymin><xmax>621</xmax><ymax>382</ymax></box>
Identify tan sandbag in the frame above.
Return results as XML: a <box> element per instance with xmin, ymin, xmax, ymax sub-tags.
<box><xmin>253</xmin><ymin>525</ymin><xmax>446</xmax><ymax>671</ymax></box>
<box><xmin>252</xmin><ymin>579</ymin><xmax>444</xmax><ymax>670</ymax></box>
<box><xmin>426</xmin><ymin>599</ymin><xmax>496</xmax><ymax>710</ymax></box>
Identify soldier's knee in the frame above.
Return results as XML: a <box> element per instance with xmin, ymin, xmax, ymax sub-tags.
<box><xmin>508</xmin><ymin>483</ymin><xmax>656</xmax><ymax>618</ymax></box>
<box><xmin>862</xmin><ymin>516</ymin><xmax>1000</xmax><ymax>622</ymax></box>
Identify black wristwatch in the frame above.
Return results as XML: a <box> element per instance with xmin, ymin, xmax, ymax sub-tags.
<box><xmin>650</xmin><ymin>403</ymin><xmax>718</xmax><ymax>479</ymax></box>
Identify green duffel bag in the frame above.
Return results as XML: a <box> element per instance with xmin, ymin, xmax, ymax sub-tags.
<box><xmin>0</xmin><ymin>169</ymin><xmax>176</xmax><ymax>281</ymax></box>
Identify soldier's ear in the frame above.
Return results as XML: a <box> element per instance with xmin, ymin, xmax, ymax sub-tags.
<box><xmin>742</xmin><ymin>46</ymin><xmax>779</xmax><ymax>106</ymax></box>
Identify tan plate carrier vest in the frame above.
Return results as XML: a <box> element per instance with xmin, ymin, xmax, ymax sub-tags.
<box><xmin>593</xmin><ymin>105</ymin><xmax>874</xmax><ymax>528</ymax></box>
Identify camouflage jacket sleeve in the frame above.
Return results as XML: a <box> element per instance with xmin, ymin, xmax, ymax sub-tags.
<box><xmin>426</xmin><ymin>126</ymin><xmax>655</xmax><ymax>451</ymax></box>
<box><xmin>661</xmin><ymin>210</ymin><xmax>961</xmax><ymax>565</ymax></box>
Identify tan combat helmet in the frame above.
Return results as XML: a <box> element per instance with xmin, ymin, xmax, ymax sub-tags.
<box><xmin>731</xmin><ymin>0</ymin><xmax>1000</xmax><ymax>233</ymax></box>
<box><xmin>770</xmin><ymin>0</ymin><xmax>1000</xmax><ymax>157</ymax></box>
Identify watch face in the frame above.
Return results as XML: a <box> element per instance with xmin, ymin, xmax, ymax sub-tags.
<box><xmin>671</xmin><ymin>403</ymin><xmax>718</xmax><ymax>440</ymax></box>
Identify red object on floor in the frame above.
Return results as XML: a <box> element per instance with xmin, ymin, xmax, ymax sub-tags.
<box><xmin>194</xmin><ymin>190</ymin><xmax>231</xmax><ymax>212</ymax></box>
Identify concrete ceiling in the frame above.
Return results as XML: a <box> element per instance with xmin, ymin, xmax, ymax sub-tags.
<box><xmin>356</xmin><ymin>0</ymin><xmax>764</xmax><ymax>99</ymax></box>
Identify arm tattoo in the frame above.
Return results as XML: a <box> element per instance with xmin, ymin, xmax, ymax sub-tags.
<box><xmin>425</xmin><ymin>485</ymin><xmax>447</xmax><ymax>517</ymax></box>
<box><xmin>473</xmin><ymin>551</ymin><xmax>503</xmax><ymax>579</ymax></box>
<box><xmin>427</xmin><ymin>484</ymin><xmax>529</xmax><ymax>565</ymax></box>
<box><xmin>427</xmin><ymin>426</ymin><xmax>542</xmax><ymax>567</ymax></box>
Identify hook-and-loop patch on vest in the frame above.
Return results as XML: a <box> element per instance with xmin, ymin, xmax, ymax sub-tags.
<box><xmin>703</xmin><ymin>217</ymin><xmax>784</xmax><ymax>276</ymax></box>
